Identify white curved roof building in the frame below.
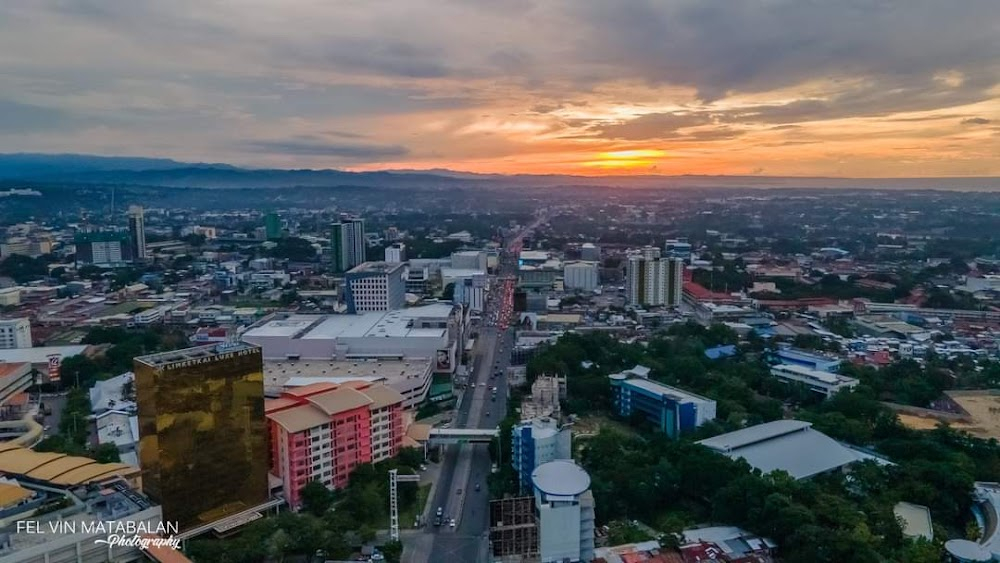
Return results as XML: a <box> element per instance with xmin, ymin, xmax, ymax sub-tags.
<box><xmin>531</xmin><ymin>460</ymin><xmax>595</xmax><ymax>563</ymax></box>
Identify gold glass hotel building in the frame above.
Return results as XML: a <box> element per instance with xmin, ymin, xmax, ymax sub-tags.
<box><xmin>135</xmin><ymin>343</ymin><xmax>268</xmax><ymax>531</ymax></box>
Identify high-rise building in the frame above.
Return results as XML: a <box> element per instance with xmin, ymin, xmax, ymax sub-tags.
<box><xmin>127</xmin><ymin>206</ymin><xmax>146</xmax><ymax>260</ymax></box>
<box><xmin>562</xmin><ymin>261</ymin><xmax>599</xmax><ymax>292</ymax></box>
<box><xmin>265</xmin><ymin>381</ymin><xmax>404</xmax><ymax>509</ymax></box>
<box><xmin>384</xmin><ymin>242</ymin><xmax>406</xmax><ymax>263</ymax></box>
<box><xmin>74</xmin><ymin>230</ymin><xmax>134</xmax><ymax>267</ymax></box>
<box><xmin>134</xmin><ymin>343</ymin><xmax>268</xmax><ymax>531</ymax></box>
<box><xmin>531</xmin><ymin>460</ymin><xmax>595</xmax><ymax>563</ymax></box>
<box><xmin>0</xmin><ymin>318</ymin><xmax>31</xmax><ymax>349</ymax></box>
<box><xmin>344</xmin><ymin>261</ymin><xmax>407</xmax><ymax>313</ymax></box>
<box><xmin>330</xmin><ymin>217</ymin><xmax>366</xmax><ymax>272</ymax></box>
<box><xmin>625</xmin><ymin>252</ymin><xmax>683</xmax><ymax>307</ymax></box>
<box><xmin>454</xmin><ymin>273</ymin><xmax>487</xmax><ymax>312</ymax></box>
<box><xmin>265</xmin><ymin>212</ymin><xmax>282</xmax><ymax>240</ymax></box>
<box><xmin>512</xmin><ymin>417</ymin><xmax>571</xmax><ymax>492</ymax></box>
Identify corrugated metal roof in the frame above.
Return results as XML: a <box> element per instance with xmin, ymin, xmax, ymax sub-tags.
<box><xmin>698</xmin><ymin>420</ymin><xmax>866</xmax><ymax>479</ymax></box>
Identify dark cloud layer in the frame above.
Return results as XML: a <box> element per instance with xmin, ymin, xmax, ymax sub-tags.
<box><xmin>0</xmin><ymin>0</ymin><xmax>996</xmax><ymax>172</ymax></box>
<box><xmin>241</xmin><ymin>139</ymin><xmax>409</xmax><ymax>159</ymax></box>
<box><xmin>569</xmin><ymin>0</ymin><xmax>1000</xmax><ymax>101</ymax></box>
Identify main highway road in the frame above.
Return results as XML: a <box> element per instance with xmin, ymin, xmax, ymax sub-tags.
<box><xmin>403</xmin><ymin>216</ymin><xmax>543</xmax><ymax>563</ymax></box>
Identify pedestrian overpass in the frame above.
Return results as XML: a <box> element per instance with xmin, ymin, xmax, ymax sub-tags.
<box><xmin>427</xmin><ymin>427</ymin><xmax>499</xmax><ymax>446</ymax></box>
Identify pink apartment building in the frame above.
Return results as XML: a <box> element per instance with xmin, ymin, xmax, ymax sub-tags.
<box><xmin>265</xmin><ymin>381</ymin><xmax>405</xmax><ymax>509</ymax></box>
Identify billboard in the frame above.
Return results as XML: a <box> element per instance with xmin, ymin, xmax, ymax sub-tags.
<box><xmin>435</xmin><ymin>348</ymin><xmax>452</xmax><ymax>372</ymax></box>
<box><xmin>47</xmin><ymin>354</ymin><xmax>62</xmax><ymax>382</ymax></box>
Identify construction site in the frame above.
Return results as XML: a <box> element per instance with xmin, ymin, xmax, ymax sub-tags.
<box><xmin>489</xmin><ymin>496</ymin><xmax>539</xmax><ymax>562</ymax></box>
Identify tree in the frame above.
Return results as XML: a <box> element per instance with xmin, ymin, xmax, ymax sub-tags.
<box><xmin>58</xmin><ymin>354</ymin><xmax>102</xmax><ymax>389</ymax></box>
<box><xmin>92</xmin><ymin>443</ymin><xmax>121</xmax><ymax>463</ymax></box>
<box><xmin>268</xmin><ymin>237</ymin><xmax>318</xmax><ymax>262</ymax></box>
<box><xmin>0</xmin><ymin>254</ymin><xmax>48</xmax><ymax>282</ymax></box>
<box><xmin>300</xmin><ymin>481</ymin><xmax>335</xmax><ymax>517</ymax></box>
<box><xmin>182</xmin><ymin>233</ymin><xmax>207</xmax><ymax>247</ymax></box>
<box><xmin>442</xmin><ymin>283</ymin><xmax>455</xmax><ymax>301</ymax></box>
<box><xmin>381</xmin><ymin>540</ymin><xmax>403</xmax><ymax>563</ymax></box>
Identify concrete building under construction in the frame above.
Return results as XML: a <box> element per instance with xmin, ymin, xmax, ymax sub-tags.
<box><xmin>490</xmin><ymin>496</ymin><xmax>539</xmax><ymax>561</ymax></box>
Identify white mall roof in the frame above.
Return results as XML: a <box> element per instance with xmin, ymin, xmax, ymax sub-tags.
<box><xmin>244</xmin><ymin>305</ymin><xmax>455</xmax><ymax>342</ymax></box>
<box><xmin>0</xmin><ymin>345</ymin><xmax>87</xmax><ymax>364</ymax></box>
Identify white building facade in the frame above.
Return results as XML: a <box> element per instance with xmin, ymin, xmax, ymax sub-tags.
<box><xmin>0</xmin><ymin>318</ymin><xmax>31</xmax><ymax>349</ymax></box>
<box><xmin>563</xmin><ymin>261</ymin><xmax>599</xmax><ymax>292</ymax></box>
<box><xmin>345</xmin><ymin>262</ymin><xmax>407</xmax><ymax>313</ymax></box>
<box><xmin>384</xmin><ymin>242</ymin><xmax>406</xmax><ymax>263</ymax></box>
<box><xmin>626</xmin><ymin>252</ymin><xmax>683</xmax><ymax>307</ymax></box>
<box><xmin>532</xmin><ymin>460</ymin><xmax>595</xmax><ymax>563</ymax></box>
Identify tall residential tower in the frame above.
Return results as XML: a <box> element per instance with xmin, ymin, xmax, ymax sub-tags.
<box><xmin>331</xmin><ymin>217</ymin><xmax>366</xmax><ymax>272</ymax></box>
<box><xmin>625</xmin><ymin>249</ymin><xmax>683</xmax><ymax>308</ymax></box>
<box><xmin>127</xmin><ymin>205</ymin><xmax>147</xmax><ymax>260</ymax></box>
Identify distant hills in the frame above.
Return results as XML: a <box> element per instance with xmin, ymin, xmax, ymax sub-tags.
<box><xmin>0</xmin><ymin>153</ymin><xmax>996</xmax><ymax>191</ymax></box>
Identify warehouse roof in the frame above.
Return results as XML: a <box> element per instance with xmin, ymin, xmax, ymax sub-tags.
<box><xmin>0</xmin><ymin>345</ymin><xmax>87</xmax><ymax>364</ymax></box>
<box><xmin>697</xmin><ymin>420</ymin><xmax>887</xmax><ymax>480</ymax></box>
<box><xmin>0</xmin><ymin>481</ymin><xmax>32</xmax><ymax>507</ymax></box>
<box><xmin>0</xmin><ymin>446</ymin><xmax>137</xmax><ymax>486</ymax></box>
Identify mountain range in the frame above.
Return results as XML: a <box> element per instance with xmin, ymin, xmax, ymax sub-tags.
<box><xmin>0</xmin><ymin>153</ymin><xmax>996</xmax><ymax>191</ymax></box>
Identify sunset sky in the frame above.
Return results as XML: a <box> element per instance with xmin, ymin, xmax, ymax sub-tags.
<box><xmin>0</xmin><ymin>1</ymin><xmax>998</xmax><ymax>177</ymax></box>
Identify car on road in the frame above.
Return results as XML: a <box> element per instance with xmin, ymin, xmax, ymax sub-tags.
<box><xmin>456</xmin><ymin>488</ymin><xmax>462</xmax><ymax>495</ymax></box>
<box><xmin>437</xmin><ymin>506</ymin><xmax>443</xmax><ymax>517</ymax></box>
<box><xmin>450</xmin><ymin>518</ymin><xmax>456</xmax><ymax>528</ymax></box>
<box><xmin>434</xmin><ymin>516</ymin><xmax>442</xmax><ymax>526</ymax></box>
<box><xmin>475</xmin><ymin>483</ymin><xmax>481</xmax><ymax>491</ymax></box>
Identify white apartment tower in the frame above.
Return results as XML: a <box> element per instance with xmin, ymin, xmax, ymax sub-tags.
<box><xmin>384</xmin><ymin>242</ymin><xmax>407</xmax><ymax>263</ymax></box>
<box><xmin>626</xmin><ymin>250</ymin><xmax>683</xmax><ymax>307</ymax></box>
<box><xmin>0</xmin><ymin>318</ymin><xmax>32</xmax><ymax>349</ymax></box>
<box><xmin>331</xmin><ymin>217</ymin><xmax>366</xmax><ymax>272</ymax></box>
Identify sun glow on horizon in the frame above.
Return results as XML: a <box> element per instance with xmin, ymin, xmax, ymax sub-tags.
<box><xmin>580</xmin><ymin>149</ymin><xmax>668</xmax><ymax>170</ymax></box>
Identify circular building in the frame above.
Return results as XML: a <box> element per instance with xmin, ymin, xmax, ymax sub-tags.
<box><xmin>531</xmin><ymin>460</ymin><xmax>591</xmax><ymax>499</ymax></box>
<box><xmin>944</xmin><ymin>539</ymin><xmax>992</xmax><ymax>563</ymax></box>
<box><xmin>530</xmin><ymin>460</ymin><xmax>595</xmax><ymax>563</ymax></box>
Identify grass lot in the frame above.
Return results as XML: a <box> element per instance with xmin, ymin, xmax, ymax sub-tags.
<box><xmin>573</xmin><ymin>414</ymin><xmax>641</xmax><ymax>438</ymax></box>
<box><xmin>400</xmin><ymin>484</ymin><xmax>432</xmax><ymax>528</ymax></box>
<box><xmin>374</xmin><ymin>483</ymin><xmax>432</xmax><ymax>529</ymax></box>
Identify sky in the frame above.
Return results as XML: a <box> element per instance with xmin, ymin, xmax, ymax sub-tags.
<box><xmin>0</xmin><ymin>0</ymin><xmax>998</xmax><ymax>177</ymax></box>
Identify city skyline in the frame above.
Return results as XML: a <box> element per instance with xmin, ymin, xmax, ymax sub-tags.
<box><xmin>0</xmin><ymin>1</ymin><xmax>998</xmax><ymax>178</ymax></box>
